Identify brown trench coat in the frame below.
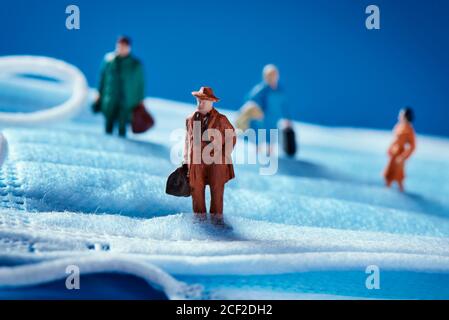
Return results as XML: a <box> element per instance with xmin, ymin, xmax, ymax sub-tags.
<box><xmin>184</xmin><ymin>108</ymin><xmax>236</xmax><ymax>215</ymax></box>
<box><xmin>383</xmin><ymin>122</ymin><xmax>416</xmax><ymax>185</ymax></box>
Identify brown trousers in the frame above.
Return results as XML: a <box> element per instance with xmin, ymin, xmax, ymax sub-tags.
<box><xmin>190</xmin><ymin>164</ymin><xmax>227</xmax><ymax>215</ymax></box>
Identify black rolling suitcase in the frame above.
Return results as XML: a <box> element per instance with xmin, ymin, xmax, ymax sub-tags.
<box><xmin>283</xmin><ymin>126</ymin><xmax>297</xmax><ymax>157</ymax></box>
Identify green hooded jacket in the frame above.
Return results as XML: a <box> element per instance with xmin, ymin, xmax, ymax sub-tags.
<box><xmin>98</xmin><ymin>52</ymin><xmax>145</xmax><ymax>121</ymax></box>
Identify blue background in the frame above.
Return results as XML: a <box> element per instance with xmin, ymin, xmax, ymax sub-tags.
<box><xmin>1</xmin><ymin>0</ymin><xmax>448</xmax><ymax>136</ymax></box>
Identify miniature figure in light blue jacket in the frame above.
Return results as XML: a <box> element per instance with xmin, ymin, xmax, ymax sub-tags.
<box><xmin>245</xmin><ymin>65</ymin><xmax>292</xmax><ymax>146</ymax></box>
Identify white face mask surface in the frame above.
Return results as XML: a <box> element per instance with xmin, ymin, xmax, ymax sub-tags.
<box><xmin>1</xmin><ymin>128</ymin><xmax>180</xmax><ymax>215</ymax></box>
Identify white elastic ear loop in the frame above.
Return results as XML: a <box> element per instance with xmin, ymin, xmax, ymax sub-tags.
<box><xmin>0</xmin><ymin>133</ymin><xmax>8</xmax><ymax>167</ymax></box>
<box><xmin>0</xmin><ymin>56</ymin><xmax>88</xmax><ymax>126</ymax></box>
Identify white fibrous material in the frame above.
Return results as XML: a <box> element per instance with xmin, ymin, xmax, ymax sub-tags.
<box><xmin>0</xmin><ymin>65</ymin><xmax>449</xmax><ymax>299</ymax></box>
<box><xmin>0</xmin><ymin>254</ymin><xmax>201</xmax><ymax>300</ymax></box>
<box><xmin>0</xmin><ymin>133</ymin><xmax>7</xmax><ymax>167</ymax></box>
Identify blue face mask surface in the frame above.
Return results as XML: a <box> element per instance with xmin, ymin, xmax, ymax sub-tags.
<box><xmin>1</xmin><ymin>76</ymin><xmax>449</xmax><ymax>300</ymax></box>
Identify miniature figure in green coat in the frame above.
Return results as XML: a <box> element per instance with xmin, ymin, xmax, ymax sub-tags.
<box><xmin>96</xmin><ymin>36</ymin><xmax>145</xmax><ymax>137</ymax></box>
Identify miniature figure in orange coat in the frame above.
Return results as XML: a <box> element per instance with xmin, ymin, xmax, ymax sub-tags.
<box><xmin>383</xmin><ymin>108</ymin><xmax>416</xmax><ymax>192</ymax></box>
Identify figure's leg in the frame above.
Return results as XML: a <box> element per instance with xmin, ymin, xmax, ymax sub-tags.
<box><xmin>266</xmin><ymin>143</ymin><xmax>272</xmax><ymax>156</ymax></box>
<box><xmin>250</xmin><ymin>119</ymin><xmax>262</xmax><ymax>148</ymax></box>
<box><xmin>397</xmin><ymin>164</ymin><xmax>405</xmax><ymax>192</ymax></box>
<box><xmin>118</xmin><ymin>108</ymin><xmax>128</xmax><ymax>137</ymax></box>
<box><xmin>105</xmin><ymin>116</ymin><xmax>115</xmax><ymax>135</ymax></box>
<box><xmin>106</xmin><ymin>105</ymin><xmax>121</xmax><ymax>135</ymax></box>
<box><xmin>265</xmin><ymin>126</ymin><xmax>272</xmax><ymax>156</ymax></box>
<box><xmin>384</xmin><ymin>157</ymin><xmax>396</xmax><ymax>188</ymax></box>
<box><xmin>398</xmin><ymin>180</ymin><xmax>405</xmax><ymax>192</ymax></box>
<box><xmin>191</xmin><ymin>183</ymin><xmax>207</xmax><ymax>220</ymax></box>
<box><xmin>210</xmin><ymin>182</ymin><xmax>225</xmax><ymax>224</ymax></box>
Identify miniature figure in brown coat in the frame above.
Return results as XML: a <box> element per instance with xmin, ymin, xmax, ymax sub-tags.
<box><xmin>183</xmin><ymin>87</ymin><xmax>236</xmax><ymax>225</ymax></box>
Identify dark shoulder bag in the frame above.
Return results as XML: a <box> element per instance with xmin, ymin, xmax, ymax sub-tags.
<box><xmin>132</xmin><ymin>103</ymin><xmax>155</xmax><ymax>134</ymax></box>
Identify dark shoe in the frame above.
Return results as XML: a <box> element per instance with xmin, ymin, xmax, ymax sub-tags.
<box><xmin>210</xmin><ymin>215</ymin><xmax>232</xmax><ymax>230</ymax></box>
<box><xmin>105</xmin><ymin>120</ymin><xmax>114</xmax><ymax>135</ymax></box>
<box><xmin>193</xmin><ymin>213</ymin><xmax>207</xmax><ymax>223</ymax></box>
<box><xmin>210</xmin><ymin>214</ymin><xmax>224</xmax><ymax>224</ymax></box>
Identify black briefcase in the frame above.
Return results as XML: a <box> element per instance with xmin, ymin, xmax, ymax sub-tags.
<box><xmin>283</xmin><ymin>127</ymin><xmax>297</xmax><ymax>157</ymax></box>
<box><xmin>166</xmin><ymin>166</ymin><xmax>191</xmax><ymax>197</ymax></box>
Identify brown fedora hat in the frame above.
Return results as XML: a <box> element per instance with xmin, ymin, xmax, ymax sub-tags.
<box><xmin>192</xmin><ymin>87</ymin><xmax>220</xmax><ymax>102</ymax></box>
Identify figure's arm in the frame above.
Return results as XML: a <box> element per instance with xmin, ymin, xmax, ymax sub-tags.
<box><xmin>247</xmin><ymin>84</ymin><xmax>266</xmax><ymax>113</ymax></box>
<box><xmin>220</xmin><ymin>116</ymin><xmax>236</xmax><ymax>165</ymax></box>
<box><xmin>92</xmin><ymin>60</ymin><xmax>107</xmax><ymax>112</ymax></box>
<box><xmin>183</xmin><ymin>119</ymin><xmax>189</xmax><ymax>165</ymax></box>
<box><xmin>400</xmin><ymin>132</ymin><xmax>416</xmax><ymax>161</ymax></box>
<box><xmin>387</xmin><ymin>136</ymin><xmax>398</xmax><ymax>157</ymax></box>
<box><xmin>222</xmin><ymin>116</ymin><xmax>237</xmax><ymax>149</ymax></box>
<box><xmin>136</xmin><ymin>62</ymin><xmax>145</xmax><ymax>104</ymax></box>
<box><xmin>387</xmin><ymin>126</ymin><xmax>399</xmax><ymax>157</ymax></box>
<box><xmin>97</xmin><ymin>59</ymin><xmax>107</xmax><ymax>99</ymax></box>
<box><xmin>387</xmin><ymin>143</ymin><xmax>395</xmax><ymax>157</ymax></box>
<box><xmin>242</xmin><ymin>101</ymin><xmax>264</xmax><ymax>119</ymax></box>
